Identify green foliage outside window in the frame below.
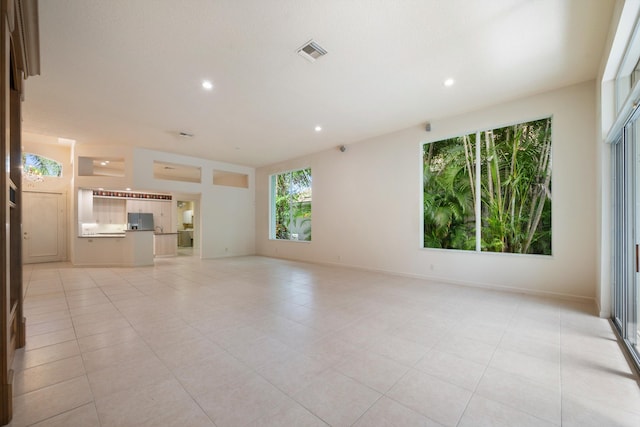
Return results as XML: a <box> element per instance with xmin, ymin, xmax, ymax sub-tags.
<box><xmin>22</xmin><ymin>153</ymin><xmax>62</xmax><ymax>177</ymax></box>
<box><xmin>423</xmin><ymin>118</ymin><xmax>552</xmax><ymax>255</ymax></box>
<box><xmin>272</xmin><ymin>168</ymin><xmax>312</xmax><ymax>241</ymax></box>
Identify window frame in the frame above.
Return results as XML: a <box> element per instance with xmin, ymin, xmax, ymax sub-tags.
<box><xmin>422</xmin><ymin>116</ymin><xmax>553</xmax><ymax>256</ymax></box>
<box><xmin>22</xmin><ymin>152</ymin><xmax>63</xmax><ymax>178</ymax></box>
<box><xmin>269</xmin><ymin>167</ymin><xmax>312</xmax><ymax>242</ymax></box>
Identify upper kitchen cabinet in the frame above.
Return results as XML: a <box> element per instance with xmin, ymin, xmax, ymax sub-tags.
<box><xmin>93</xmin><ymin>197</ymin><xmax>126</xmax><ymax>225</ymax></box>
<box><xmin>126</xmin><ymin>198</ymin><xmax>174</xmax><ymax>233</ymax></box>
<box><xmin>78</xmin><ymin>189</ymin><xmax>94</xmax><ymax>223</ymax></box>
<box><xmin>126</xmin><ymin>199</ymin><xmax>152</xmax><ymax>215</ymax></box>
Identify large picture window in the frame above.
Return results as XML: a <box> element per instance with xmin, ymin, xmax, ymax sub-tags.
<box><xmin>271</xmin><ymin>168</ymin><xmax>312</xmax><ymax>241</ymax></box>
<box><xmin>423</xmin><ymin>117</ymin><xmax>552</xmax><ymax>255</ymax></box>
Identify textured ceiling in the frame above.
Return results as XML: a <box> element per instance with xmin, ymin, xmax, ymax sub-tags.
<box><xmin>22</xmin><ymin>0</ymin><xmax>615</xmax><ymax>167</ymax></box>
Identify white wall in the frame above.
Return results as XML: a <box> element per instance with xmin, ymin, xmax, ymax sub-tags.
<box><xmin>256</xmin><ymin>81</ymin><xmax>598</xmax><ymax>300</ymax></box>
<box><xmin>132</xmin><ymin>148</ymin><xmax>255</xmax><ymax>259</ymax></box>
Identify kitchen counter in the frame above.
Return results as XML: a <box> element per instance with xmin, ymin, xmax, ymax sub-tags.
<box><xmin>75</xmin><ymin>230</ymin><xmax>154</xmax><ymax>266</ymax></box>
<box><xmin>126</xmin><ymin>230</ymin><xmax>154</xmax><ymax>265</ymax></box>
<box><xmin>79</xmin><ymin>233</ymin><xmax>125</xmax><ymax>238</ymax></box>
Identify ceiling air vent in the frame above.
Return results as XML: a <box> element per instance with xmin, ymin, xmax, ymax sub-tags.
<box><xmin>297</xmin><ymin>40</ymin><xmax>327</xmax><ymax>62</ymax></box>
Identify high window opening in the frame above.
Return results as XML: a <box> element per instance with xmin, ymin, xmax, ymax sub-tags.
<box><xmin>77</xmin><ymin>156</ymin><xmax>124</xmax><ymax>177</ymax></box>
<box><xmin>22</xmin><ymin>153</ymin><xmax>62</xmax><ymax>180</ymax></box>
<box><xmin>270</xmin><ymin>168</ymin><xmax>312</xmax><ymax>241</ymax></box>
<box><xmin>423</xmin><ymin>117</ymin><xmax>552</xmax><ymax>255</ymax></box>
<box><xmin>153</xmin><ymin>161</ymin><xmax>201</xmax><ymax>183</ymax></box>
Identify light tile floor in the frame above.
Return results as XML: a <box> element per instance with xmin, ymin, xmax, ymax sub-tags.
<box><xmin>8</xmin><ymin>256</ymin><xmax>640</xmax><ymax>427</ymax></box>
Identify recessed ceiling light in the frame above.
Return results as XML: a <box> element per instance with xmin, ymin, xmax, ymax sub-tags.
<box><xmin>202</xmin><ymin>80</ymin><xmax>213</xmax><ymax>90</ymax></box>
<box><xmin>314</xmin><ymin>126</ymin><xmax>322</xmax><ymax>132</ymax></box>
<box><xmin>100</xmin><ymin>162</ymin><xmax>107</xmax><ymax>166</ymax></box>
<box><xmin>444</xmin><ymin>78</ymin><xmax>455</xmax><ymax>87</ymax></box>
<box><xmin>125</xmin><ymin>188</ymin><xmax>131</xmax><ymax>191</ymax></box>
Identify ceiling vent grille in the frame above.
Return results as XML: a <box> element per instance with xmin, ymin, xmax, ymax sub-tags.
<box><xmin>297</xmin><ymin>40</ymin><xmax>327</xmax><ymax>62</ymax></box>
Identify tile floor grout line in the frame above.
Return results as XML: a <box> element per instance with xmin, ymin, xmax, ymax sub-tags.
<box><xmin>11</xmin><ymin>257</ymin><xmax>640</xmax><ymax>426</ymax></box>
<box><xmin>60</xmin><ymin>266</ymin><xmax>105</xmax><ymax>427</ymax></box>
<box><xmin>453</xmin><ymin>298</ymin><xmax>520</xmax><ymax>427</ymax></box>
<box><xmin>23</xmin><ymin>400</ymin><xmax>96</xmax><ymax>427</ymax></box>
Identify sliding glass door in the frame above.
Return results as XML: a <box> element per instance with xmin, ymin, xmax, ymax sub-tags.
<box><xmin>612</xmin><ymin>112</ymin><xmax>640</xmax><ymax>369</ymax></box>
<box><xmin>633</xmin><ymin>116</ymin><xmax>640</xmax><ymax>358</ymax></box>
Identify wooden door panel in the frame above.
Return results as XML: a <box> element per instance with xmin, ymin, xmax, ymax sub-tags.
<box><xmin>23</xmin><ymin>192</ymin><xmax>65</xmax><ymax>263</ymax></box>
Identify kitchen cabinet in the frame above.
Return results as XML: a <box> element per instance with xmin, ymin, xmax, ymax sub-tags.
<box><xmin>127</xmin><ymin>199</ymin><xmax>172</xmax><ymax>232</ymax></box>
<box><xmin>93</xmin><ymin>198</ymin><xmax>126</xmax><ymax>224</ymax></box>
<box><xmin>178</xmin><ymin>230</ymin><xmax>193</xmax><ymax>247</ymax></box>
<box><xmin>75</xmin><ymin>231</ymin><xmax>154</xmax><ymax>267</ymax></box>
<box><xmin>126</xmin><ymin>199</ymin><xmax>152</xmax><ymax>214</ymax></box>
<box><xmin>158</xmin><ymin>201</ymin><xmax>173</xmax><ymax>232</ymax></box>
<box><xmin>78</xmin><ymin>189</ymin><xmax>94</xmax><ymax>222</ymax></box>
<box><xmin>75</xmin><ymin>236</ymin><xmax>126</xmax><ymax>265</ymax></box>
<box><xmin>154</xmin><ymin>233</ymin><xmax>178</xmax><ymax>256</ymax></box>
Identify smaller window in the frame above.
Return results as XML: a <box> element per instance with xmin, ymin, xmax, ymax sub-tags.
<box><xmin>23</xmin><ymin>153</ymin><xmax>62</xmax><ymax>179</ymax></box>
<box><xmin>271</xmin><ymin>168</ymin><xmax>312</xmax><ymax>241</ymax></box>
<box><xmin>213</xmin><ymin>170</ymin><xmax>249</xmax><ymax>188</ymax></box>
<box><xmin>153</xmin><ymin>161</ymin><xmax>201</xmax><ymax>183</ymax></box>
<box><xmin>78</xmin><ymin>156</ymin><xmax>125</xmax><ymax>177</ymax></box>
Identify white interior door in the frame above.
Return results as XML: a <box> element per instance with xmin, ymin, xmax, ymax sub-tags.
<box><xmin>23</xmin><ymin>191</ymin><xmax>66</xmax><ymax>264</ymax></box>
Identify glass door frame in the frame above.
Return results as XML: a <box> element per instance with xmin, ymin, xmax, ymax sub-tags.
<box><xmin>611</xmin><ymin>109</ymin><xmax>640</xmax><ymax>371</ymax></box>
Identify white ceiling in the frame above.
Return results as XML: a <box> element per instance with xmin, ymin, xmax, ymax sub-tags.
<box><xmin>22</xmin><ymin>0</ymin><xmax>614</xmax><ymax>168</ymax></box>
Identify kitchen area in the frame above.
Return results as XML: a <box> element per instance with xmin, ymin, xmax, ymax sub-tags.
<box><xmin>76</xmin><ymin>189</ymin><xmax>181</xmax><ymax>266</ymax></box>
<box><xmin>176</xmin><ymin>200</ymin><xmax>195</xmax><ymax>250</ymax></box>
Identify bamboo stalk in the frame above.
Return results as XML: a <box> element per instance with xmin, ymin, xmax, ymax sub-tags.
<box><xmin>491</xmin><ymin>132</ymin><xmax>503</xmax><ymax>218</ymax></box>
<box><xmin>485</xmin><ymin>131</ymin><xmax>494</xmax><ymax>203</ymax></box>
<box><xmin>463</xmin><ymin>134</ymin><xmax>476</xmax><ymax>207</ymax></box>
<box><xmin>524</xmin><ymin>137</ymin><xmax>552</xmax><ymax>253</ymax></box>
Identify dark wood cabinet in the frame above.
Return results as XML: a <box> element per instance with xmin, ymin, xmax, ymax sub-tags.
<box><xmin>1</xmin><ymin>1</ymin><xmax>39</xmax><ymax>424</ymax></box>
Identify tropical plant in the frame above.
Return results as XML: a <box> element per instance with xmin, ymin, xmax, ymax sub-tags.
<box><xmin>423</xmin><ymin>118</ymin><xmax>552</xmax><ymax>255</ymax></box>
<box><xmin>22</xmin><ymin>153</ymin><xmax>62</xmax><ymax>177</ymax></box>
<box><xmin>423</xmin><ymin>136</ymin><xmax>476</xmax><ymax>250</ymax></box>
<box><xmin>274</xmin><ymin>168</ymin><xmax>312</xmax><ymax>240</ymax></box>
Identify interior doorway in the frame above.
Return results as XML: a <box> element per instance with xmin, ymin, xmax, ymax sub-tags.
<box><xmin>175</xmin><ymin>196</ymin><xmax>199</xmax><ymax>256</ymax></box>
<box><xmin>23</xmin><ymin>191</ymin><xmax>67</xmax><ymax>264</ymax></box>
